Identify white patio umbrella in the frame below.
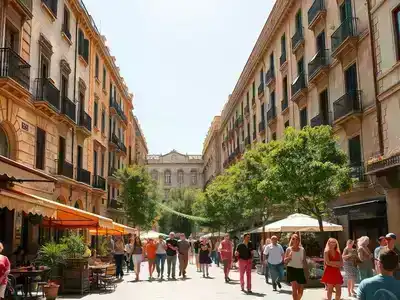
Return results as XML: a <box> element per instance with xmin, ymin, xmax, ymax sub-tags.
<box><xmin>140</xmin><ymin>230</ymin><xmax>168</xmax><ymax>239</ymax></box>
<box><xmin>251</xmin><ymin>213</ymin><xmax>343</xmax><ymax>233</ymax></box>
<box><xmin>201</xmin><ymin>232</ymin><xmax>228</xmax><ymax>239</ymax></box>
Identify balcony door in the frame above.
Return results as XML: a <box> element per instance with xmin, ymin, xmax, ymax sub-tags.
<box><xmin>93</xmin><ymin>150</ymin><xmax>98</xmax><ymax>176</ymax></box>
<box><xmin>348</xmin><ymin>135</ymin><xmax>362</xmax><ymax>167</ymax></box>
<box><xmin>58</xmin><ymin>136</ymin><xmax>65</xmax><ymax>173</ymax></box>
<box><xmin>295</xmin><ymin>10</ymin><xmax>302</xmax><ymax>33</ymax></box>
<box><xmin>319</xmin><ymin>90</ymin><xmax>329</xmax><ymax>124</ymax></box>
<box><xmin>345</xmin><ymin>64</ymin><xmax>358</xmax><ymax>111</ymax></box>
<box><xmin>77</xmin><ymin>145</ymin><xmax>83</xmax><ymax>170</ymax></box>
<box><xmin>297</xmin><ymin>57</ymin><xmax>304</xmax><ymax>75</ymax></box>
<box><xmin>316</xmin><ymin>31</ymin><xmax>325</xmax><ymax>52</ymax></box>
<box><xmin>5</xmin><ymin>22</ymin><xmax>20</xmax><ymax>53</ymax></box>
<box><xmin>340</xmin><ymin>0</ymin><xmax>352</xmax><ymax>22</ymax></box>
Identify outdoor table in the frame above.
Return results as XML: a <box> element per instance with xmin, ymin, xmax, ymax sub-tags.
<box><xmin>10</xmin><ymin>267</ymin><xmax>50</xmax><ymax>297</ymax></box>
<box><xmin>89</xmin><ymin>264</ymin><xmax>113</xmax><ymax>289</ymax></box>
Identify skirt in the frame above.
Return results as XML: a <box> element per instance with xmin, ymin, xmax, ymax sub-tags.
<box><xmin>343</xmin><ymin>260</ymin><xmax>358</xmax><ymax>281</ymax></box>
<box><xmin>321</xmin><ymin>266</ymin><xmax>343</xmax><ymax>285</ymax></box>
<box><xmin>132</xmin><ymin>254</ymin><xmax>142</xmax><ymax>265</ymax></box>
<box><xmin>199</xmin><ymin>251</ymin><xmax>212</xmax><ymax>264</ymax></box>
<box><xmin>286</xmin><ymin>266</ymin><xmax>307</xmax><ymax>284</ymax></box>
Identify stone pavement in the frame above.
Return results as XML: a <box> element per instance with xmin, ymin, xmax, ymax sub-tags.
<box><xmin>66</xmin><ymin>262</ymin><xmax>354</xmax><ymax>300</ymax></box>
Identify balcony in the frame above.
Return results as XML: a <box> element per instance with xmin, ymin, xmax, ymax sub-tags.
<box><xmin>291</xmin><ymin>28</ymin><xmax>304</xmax><ymax>54</ymax></box>
<box><xmin>9</xmin><ymin>0</ymin><xmax>32</xmax><ymax>20</ymax></box>
<box><xmin>92</xmin><ymin>175</ymin><xmax>106</xmax><ymax>191</ymax></box>
<box><xmin>59</xmin><ymin>96</ymin><xmax>76</xmax><ymax>126</ymax></box>
<box><xmin>331</xmin><ymin>18</ymin><xmax>358</xmax><ymax>60</ymax></box>
<box><xmin>281</xmin><ymin>98</ymin><xmax>289</xmax><ymax>113</ymax></box>
<box><xmin>366</xmin><ymin>153</ymin><xmax>400</xmax><ymax>175</ymax></box>
<box><xmin>308</xmin><ymin>0</ymin><xmax>326</xmax><ymax>31</ymax></box>
<box><xmin>108</xmin><ymin>198</ymin><xmax>124</xmax><ymax>211</ymax></box>
<box><xmin>333</xmin><ymin>90</ymin><xmax>362</xmax><ymax>125</ymax></box>
<box><xmin>280</xmin><ymin>53</ymin><xmax>287</xmax><ymax>69</ymax></box>
<box><xmin>235</xmin><ymin>115</ymin><xmax>244</xmax><ymax>127</ymax></box>
<box><xmin>108</xmin><ymin>167</ymin><xmax>118</xmax><ymax>178</ymax></box>
<box><xmin>118</xmin><ymin>141</ymin><xmax>127</xmax><ymax>154</ymax></box>
<box><xmin>228</xmin><ymin>129</ymin><xmax>235</xmax><ymax>140</ymax></box>
<box><xmin>291</xmin><ymin>72</ymin><xmax>308</xmax><ymax>104</ymax></box>
<box><xmin>350</xmin><ymin>162</ymin><xmax>366</xmax><ymax>183</ymax></box>
<box><xmin>34</xmin><ymin>78</ymin><xmax>60</xmax><ymax>117</ymax></box>
<box><xmin>77</xmin><ymin>112</ymin><xmax>92</xmax><ymax>137</ymax></box>
<box><xmin>57</xmin><ymin>160</ymin><xmax>73</xmax><ymax>179</ymax></box>
<box><xmin>77</xmin><ymin>167</ymin><xmax>91</xmax><ymax>185</ymax></box>
<box><xmin>310</xmin><ymin>112</ymin><xmax>331</xmax><ymax>127</ymax></box>
<box><xmin>308</xmin><ymin>50</ymin><xmax>329</xmax><ymax>85</ymax></box>
<box><xmin>62</xmin><ymin>24</ymin><xmax>72</xmax><ymax>42</ymax></box>
<box><xmin>258</xmin><ymin>121</ymin><xmax>266</xmax><ymax>134</ymax></box>
<box><xmin>267</xmin><ymin>106</ymin><xmax>277</xmax><ymax>124</ymax></box>
<box><xmin>251</xmin><ymin>96</ymin><xmax>256</xmax><ymax>107</ymax></box>
<box><xmin>265</xmin><ymin>68</ymin><xmax>275</xmax><ymax>87</ymax></box>
<box><xmin>244</xmin><ymin>105</ymin><xmax>250</xmax><ymax>116</ymax></box>
<box><xmin>109</xmin><ymin>133</ymin><xmax>120</xmax><ymax>148</ymax></box>
<box><xmin>258</xmin><ymin>83</ymin><xmax>265</xmax><ymax>98</ymax></box>
<box><xmin>110</xmin><ymin>98</ymin><xmax>127</xmax><ymax>124</ymax></box>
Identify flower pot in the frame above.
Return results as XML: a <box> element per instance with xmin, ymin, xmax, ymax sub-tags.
<box><xmin>43</xmin><ymin>284</ymin><xmax>59</xmax><ymax>300</ymax></box>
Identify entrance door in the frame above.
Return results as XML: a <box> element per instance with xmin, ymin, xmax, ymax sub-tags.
<box><xmin>319</xmin><ymin>90</ymin><xmax>329</xmax><ymax>124</ymax></box>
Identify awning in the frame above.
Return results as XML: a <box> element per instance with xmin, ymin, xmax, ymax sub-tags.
<box><xmin>89</xmin><ymin>222</ymin><xmax>137</xmax><ymax>236</ymax></box>
<box><xmin>113</xmin><ymin>222</ymin><xmax>137</xmax><ymax>235</ymax></box>
<box><xmin>333</xmin><ymin>198</ymin><xmax>386</xmax><ymax>220</ymax></box>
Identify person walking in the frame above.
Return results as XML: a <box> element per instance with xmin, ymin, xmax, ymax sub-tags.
<box><xmin>0</xmin><ymin>243</ymin><xmax>10</xmax><ymax>300</ymax></box>
<box><xmin>264</xmin><ymin>235</ymin><xmax>284</xmax><ymax>291</ymax></box>
<box><xmin>199</xmin><ymin>238</ymin><xmax>211</xmax><ymax>277</ymax></box>
<box><xmin>213</xmin><ymin>238</ymin><xmax>221</xmax><ymax>267</ymax></box>
<box><xmin>235</xmin><ymin>233</ymin><xmax>254</xmax><ymax>293</ymax></box>
<box><xmin>178</xmin><ymin>233</ymin><xmax>190</xmax><ymax>278</ymax></box>
<box><xmin>374</xmin><ymin>236</ymin><xmax>387</xmax><ymax>274</ymax></box>
<box><xmin>131</xmin><ymin>236</ymin><xmax>144</xmax><ymax>281</ymax></box>
<box><xmin>321</xmin><ymin>238</ymin><xmax>343</xmax><ymax>300</ymax></box>
<box><xmin>357</xmin><ymin>249</ymin><xmax>400</xmax><ymax>299</ymax></box>
<box><xmin>342</xmin><ymin>239</ymin><xmax>358</xmax><ymax>297</ymax></box>
<box><xmin>262</xmin><ymin>239</ymin><xmax>272</xmax><ymax>284</ymax></box>
<box><xmin>284</xmin><ymin>233</ymin><xmax>308</xmax><ymax>300</ymax></box>
<box><xmin>219</xmin><ymin>234</ymin><xmax>233</xmax><ymax>283</ymax></box>
<box><xmin>357</xmin><ymin>236</ymin><xmax>374</xmax><ymax>281</ymax></box>
<box><xmin>384</xmin><ymin>233</ymin><xmax>400</xmax><ymax>280</ymax></box>
<box><xmin>124</xmin><ymin>237</ymin><xmax>134</xmax><ymax>274</ymax></box>
<box><xmin>145</xmin><ymin>238</ymin><xmax>157</xmax><ymax>280</ymax></box>
<box><xmin>114</xmin><ymin>236</ymin><xmax>125</xmax><ymax>279</ymax></box>
<box><xmin>166</xmin><ymin>232</ymin><xmax>178</xmax><ymax>280</ymax></box>
<box><xmin>155</xmin><ymin>235</ymin><xmax>167</xmax><ymax>280</ymax></box>
<box><xmin>193</xmin><ymin>238</ymin><xmax>201</xmax><ymax>272</ymax></box>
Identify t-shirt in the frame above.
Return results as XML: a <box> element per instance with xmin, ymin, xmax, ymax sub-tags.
<box><xmin>156</xmin><ymin>240</ymin><xmax>167</xmax><ymax>254</ymax></box>
<box><xmin>263</xmin><ymin>243</ymin><xmax>284</xmax><ymax>265</ymax></box>
<box><xmin>194</xmin><ymin>241</ymin><xmax>200</xmax><ymax>254</ymax></box>
<box><xmin>374</xmin><ymin>246</ymin><xmax>384</xmax><ymax>260</ymax></box>
<box><xmin>219</xmin><ymin>240</ymin><xmax>233</xmax><ymax>261</ymax></box>
<box><xmin>236</xmin><ymin>242</ymin><xmax>254</xmax><ymax>260</ymax></box>
<box><xmin>357</xmin><ymin>274</ymin><xmax>400</xmax><ymax>300</ymax></box>
<box><xmin>178</xmin><ymin>240</ymin><xmax>190</xmax><ymax>256</ymax></box>
<box><xmin>166</xmin><ymin>238</ymin><xmax>178</xmax><ymax>256</ymax></box>
<box><xmin>146</xmin><ymin>243</ymin><xmax>157</xmax><ymax>259</ymax></box>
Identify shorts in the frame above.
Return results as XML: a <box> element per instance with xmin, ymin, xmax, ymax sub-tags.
<box><xmin>132</xmin><ymin>254</ymin><xmax>142</xmax><ymax>265</ymax></box>
<box><xmin>0</xmin><ymin>284</ymin><xmax>6</xmax><ymax>298</ymax></box>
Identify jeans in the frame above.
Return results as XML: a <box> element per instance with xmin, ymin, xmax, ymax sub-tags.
<box><xmin>238</xmin><ymin>259</ymin><xmax>252</xmax><ymax>290</ymax></box>
<box><xmin>179</xmin><ymin>254</ymin><xmax>189</xmax><ymax>275</ymax></box>
<box><xmin>264</xmin><ymin>263</ymin><xmax>269</xmax><ymax>282</ymax></box>
<box><xmin>268</xmin><ymin>262</ymin><xmax>284</xmax><ymax>287</ymax></box>
<box><xmin>114</xmin><ymin>254</ymin><xmax>124</xmax><ymax>278</ymax></box>
<box><xmin>222</xmin><ymin>259</ymin><xmax>232</xmax><ymax>278</ymax></box>
<box><xmin>156</xmin><ymin>254</ymin><xmax>166</xmax><ymax>276</ymax></box>
<box><xmin>167</xmin><ymin>255</ymin><xmax>177</xmax><ymax>278</ymax></box>
<box><xmin>211</xmin><ymin>251</ymin><xmax>220</xmax><ymax>266</ymax></box>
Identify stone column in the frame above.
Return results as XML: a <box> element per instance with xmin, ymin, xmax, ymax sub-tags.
<box><xmin>385</xmin><ymin>188</ymin><xmax>400</xmax><ymax>239</ymax></box>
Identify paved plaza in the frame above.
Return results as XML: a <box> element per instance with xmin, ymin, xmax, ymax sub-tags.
<box><xmin>65</xmin><ymin>262</ymin><xmax>355</xmax><ymax>300</ymax></box>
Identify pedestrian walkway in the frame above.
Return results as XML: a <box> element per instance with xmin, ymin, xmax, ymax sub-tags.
<box><xmin>66</xmin><ymin>262</ymin><xmax>352</xmax><ymax>300</ymax></box>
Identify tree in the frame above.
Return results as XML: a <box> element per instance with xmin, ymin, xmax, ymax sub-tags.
<box><xmin>260</xmin><ymin>126</ymin><xmax>353</xmax><ymax>231</ymax></box>
<box><xmin>117</xmin><ymin>165</ymin><xmax>158</xmax><ymax>230</ymax></box>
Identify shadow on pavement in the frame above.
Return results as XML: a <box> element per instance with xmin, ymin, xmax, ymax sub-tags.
<box><xmin>245</xmin><ymin>292</ymin><xmax>266</xmax><ymax>297</ymax></box>
<box><xmin>277</xmin><ymin>289</ymin><xmax>292</xmax><ymax>295</ymax></box>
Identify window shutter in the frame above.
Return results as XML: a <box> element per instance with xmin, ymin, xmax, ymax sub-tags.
<box><xmin>94</xmin><ymin>101</ymin><xmax>98</xmax><ymax>127</ymax></box>
<box><xmin>83</xmin><ymin>39</ymin><xmax>89</xmax><ymax>62</ymax></box>
<box><xmin>78</xmin><ymin>29</ymin><xmax>84</xmax><ymax>55</ymax></box>
<box><xmin>36</xmin><ymin>127</ymin><xmax>46</xmax><ymax>170</ymax></box>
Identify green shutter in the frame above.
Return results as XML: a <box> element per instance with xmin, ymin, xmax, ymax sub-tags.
<box><xmin>83</xmin><ymin>39</ymin><xmax>89</xmax><ymax>62</ymax></box>
<box><xmin>78</xmin><ymin>29</ymin><xmax>84</xmax><ymax>56</ymax></box>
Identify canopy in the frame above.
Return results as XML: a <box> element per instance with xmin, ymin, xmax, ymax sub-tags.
<box><xmin>89</xmin><ymin>222</ymin><xmax>137</xmax><ymax>236</ymax></box>
<box><xmin>251</xmin><ymin>214</ymin><xmax>343</xmax><ymax>233</ymax></box>
<box><xmin>140</xmin><ymin>230</ymin><xmax>167</xmax><ymax>239</ymax></box>
<box><xmin>201</xmin><ymin>232</ymin><xmax>228</xmax><ymax>238</ymax></box>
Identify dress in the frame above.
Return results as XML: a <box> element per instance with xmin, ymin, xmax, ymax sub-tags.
<box><xmin>343</xmin><ymin>248</ymin><xmax>358</xmax><ymax>281</ymax></box>
<box><xmin>321</xmin><ymin>251</ymin><xmax>344</xmax><ymax>285</ymax></box>
<box><xmin>199</xmin><ymin>244</ymin><xmax>212</xmax><ymax>264</ymax></box>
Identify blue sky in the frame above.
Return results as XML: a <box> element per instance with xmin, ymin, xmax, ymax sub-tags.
<box><xmin>83</xmin><ymin>0</ymin><xmax>275</xmax><ymax>154</ymax></box>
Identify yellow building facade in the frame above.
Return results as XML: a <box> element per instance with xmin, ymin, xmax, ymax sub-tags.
<box><xmin>0</xmin><ymin>0</ymin><xmax>146</xmax><ymax>255</ymax></box>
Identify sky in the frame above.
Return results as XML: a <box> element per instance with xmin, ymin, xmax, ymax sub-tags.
<box><xmin>83</xmin><ymin>0</ymin><xmax>275</xmax><ymax>154</ymax></box>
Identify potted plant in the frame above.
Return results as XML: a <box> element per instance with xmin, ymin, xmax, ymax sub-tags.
<box><xmin>35</xmin><ymin>242</ymin><xmax>67</xmax><ymax>299</ymax></box>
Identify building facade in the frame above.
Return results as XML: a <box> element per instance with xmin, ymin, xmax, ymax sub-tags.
<box><xmin>147</xmin><ymin>150</ymin><xmax>203</xmax><ymax>199</ymax></box>
<box><xmin>0</xmin><ymin>0</ymin><xmax>146</xmax><ymax>254</ymax></box>
<box><xmin>208</xmin><ymin>0</ymin><xmax>400</xmax><ymax>245</ymax></box>
<box><xmin>202</xmin><ymin>116</ymin><xmax>222</xmax><ymax>188</ymax></box>
<box><xmin>133</xmin><ymin>116</ymin><xmax>148</xmax><ymax>166</ymax></box>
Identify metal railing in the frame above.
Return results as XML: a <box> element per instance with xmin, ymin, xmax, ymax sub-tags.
<box><xmin>350</xmin><ymin>162</ymin><xmax>366</xmax><ymax>182</ymax></box>
<box><xmin>291</xmin><ymin>27</ymin><xmax>304</xmax><ymax>51</ymax></box>
<box><xmin>251</xmin><ymin>96</ymin><xmax>256</xmax><ymax>106</ymax></box>
<box><xmin>110</xmin><ymin>98</ymin><xmax>127</xmax><ymax>122</ymax></box>
<box><xmin>252</xmin><ymin>131</ymin><xmax>256</xmax><ymax>140</ymax></box>
<box><xmin>57</xmin><ymin>160</ymin><xmax>73</xmax><ymax>179</ymax></box>
<box><xmin>0</xmin><ymin>48</ymin><xmax>30</xmax><ymax>90</ymax></box>
<box><xmin>35</xmin><ymin>78</ymin><xmax>60</xmax><ymax>111</ymax></box>
<box><xmin>310</xmin><ymin>112</ymin><xmax>331</xmax><ymax>127</ymax></box>
<box><xmin>235</xmin><ymin>115</ymin><xmax>244</xmax><ymax>127</ymax></box>
<box><xmin>77</xmin><ymin>167</ymin><xmax>91</xmax><ymax>185</ymax></box>
<box><xmin>281</xmin><ymin>98</ymin><xmax>288</xmax><ymax>111</ymax></box>
<box><xmin>109</xmin><ymin>167</ymin><xmax>118</xmax><ymax>177</ymax></box>
<box><xmin>291</xmin><ymin>72</ymin><xmax>307</xmax><ymax>97</ymax></box>
<box><xmin>245</xmin><ymin>136</ymin><xmax>251</xmax><ymax>145</ymax></box>
<box><xmin>308</xmin><ymin>49</ymin><xmax>329</xmax><ymax>81</ymax></box>
<box><xmin>258</xmin><ymin>120</ymin><xmax>266</xmax><ymax>132</ymax></box>
<box><xmin>244</xmin><ymin>105</ymin><xmax>250</xmax><ymax>115</ymax></box>
<box><xmin>78</xmin><ymin>111</ymin><xmax>92</xmax><ymax>132</ymax></box>
<box><xmin>333</xmin><ymin>90</ymin><xmax>362</xmax><ymax>121</ymax></box>
<box><xmin>267</xmin><ymin>106</ymin><xmax>277</xmax><ymax>122</ymax></box>
<box><xmin>280</xmin><ymin>52</ymin><xmax>286</xmax><ymax>66</ymax></box>
<box><xmin>111</xmin><ymin>133</ymin><xmax>119</xmax><ymax>145</ymax></box>
<box><xmin>331</xmin><ymin>17</ymin><xmax>357</xmax><ymax>53</ymax></box>
<box><xmin>258</xmin><ymin>83</ymin><xmax>264</xmax><ymax>96</ymax></box>
<box><xmin>118</xmin><ymin>141</ymin><xmax>127</xmax><ymax>153</ymax></box>
<box><xmin>92</xmin><ymin>175</ymin><xmax>106</xmax><ymax>190</ymax></box>
<box><xmin>308</xmin><ymin>0</ymin><xmax>325</xmax><ymax>26</ymax></box>
<box><xmin>18</xmin><ymin>0</ymin><xmax>33</xmax><ymax>11</ymax></box>
<box><xmin>61</xmin><ymin>96</ymin><xmax>76</xmax><ymax>123</ymax></box>
<box><xmin>108</xmin><ymin>198</ymin><xmax>123</xmax><ymax>210</ymax></box>
<box><xmin>265</xmin><ymin>68</ymin><xmax>275</xmax><ymax>85</ymax></box>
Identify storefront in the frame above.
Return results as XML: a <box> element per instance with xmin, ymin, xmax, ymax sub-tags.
<box><xmin>333</xmin><ymin>197</ymin><xmax>387</xmax><ymax>249</ymax></box>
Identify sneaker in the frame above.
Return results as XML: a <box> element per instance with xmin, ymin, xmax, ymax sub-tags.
<box><xmin>273</xmin><ymin>283</ymin><xmax>277</xmax><ymax>291</ymax></box>
<box><xmin>179</xmin><ymin>271</ymin><xmax>181</xmax><ymax>276</ymax></box>
<box><xmin>241</xmin><ymin>287</ymin><xmax>245</xmax><ymax>292</ymax></box>
<box><xmin>247</xmin><ymin>290</ymin><xmax>252</xmax><ymax>294</ymax></box>
<box><xmin>277</xmin><ymin>282</ymin><xmax>282</xmax><ymax>289</ymax></box>
<box><xmin>225</xmin><ymin>277</ymin><xmax>228</xmax><ymax>283</ymax></box>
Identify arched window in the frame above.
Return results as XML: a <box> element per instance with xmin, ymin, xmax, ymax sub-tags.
<box><xmin>0</xmin><ymin>126</ymin><xmax>9</xmax><ymax>157</ymax></box>
<box><xmin>177</xmin><ymin>170</ymin><xmax>184</xmax><ymax>184</ymax></box>
<box><xmin>164</xmin><ymin>170</ymin><xmax>171</xmax><ymax>185</ymax></box>
<box><xmin>151</xmin><ymin>170</ymin><xmax>159</xmax><ymax>181</ymax></box>
<box><xmin>191</xmin><ymin>170</ymin><xmax>197</xmax><ymax>185</ymax></box>
<box><xmin>74</xmin><ymin>201</ymin><xmax>81</xmax><ymax>209</ymax></box>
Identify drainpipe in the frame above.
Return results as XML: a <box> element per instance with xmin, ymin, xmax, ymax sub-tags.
<box><xmin>366</xmin><ymin>0</ymin><xmax>384</xmax><ymax>155</ymax></box>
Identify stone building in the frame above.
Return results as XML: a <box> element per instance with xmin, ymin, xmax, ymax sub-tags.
<box><xmin>0</xmin><ymin>0</ymin><xmax>146</xmax><ymax>255</ymax></box>
<box><xmin>147</xmin><ymin>150</ymin><xmax>203</xmax><ymax>199</ymax></box>
<box><xmin>202</xmin><ymin>116</ymin><xmax>222</xmax><ymax>189</ymax></box>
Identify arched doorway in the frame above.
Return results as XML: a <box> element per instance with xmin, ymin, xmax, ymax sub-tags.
<box><xmin>0</xmin><ymin>125</ymin><xmax>10</xmax><ymax>157</ymax></box>
<box><xmin>74</xmin><ymin>200</ymin><xmax>83</xmax><ymax>209</ymax></box>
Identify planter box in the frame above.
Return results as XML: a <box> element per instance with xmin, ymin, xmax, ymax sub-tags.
<box><xmin>61</xmin><ymin>259</ymin><xmax>90</xmax><ymax>295</ymax></box>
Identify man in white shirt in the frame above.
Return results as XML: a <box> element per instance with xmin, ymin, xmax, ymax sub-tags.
<box><xmin>263</xmin><ymin>235</ymin><xmax>284</xmax><ymax>291</ymax></box>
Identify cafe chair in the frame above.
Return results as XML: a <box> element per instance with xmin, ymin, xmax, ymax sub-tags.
<box><xmin>99</xmin><ymin>265</ymin><xmax>117</xmax><ymax>291</ymax></box>
<box><xmin>7</xmin><ymin>274</ymin><xmax>24</xmax><ymax>298</ymax></box>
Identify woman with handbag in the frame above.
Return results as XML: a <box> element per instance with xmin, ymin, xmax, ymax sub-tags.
<box><xmin>342</xmin><ymin>239</ymin><xmax>358</xmax><ymax>297</ymax></box>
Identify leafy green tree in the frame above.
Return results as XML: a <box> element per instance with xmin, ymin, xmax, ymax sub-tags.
<box><xmin>260</xmin><ymin>126</ymin><xmax>352</xmax><ymax>231</ymax></box>
<box><xmin>117</xmin><ymin>165</ymin><xmax>158</xmax><ymax>230</ymax></box>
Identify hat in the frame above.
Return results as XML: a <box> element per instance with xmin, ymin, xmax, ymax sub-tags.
<box><xmin>378</xmin><ymin>236</ymin><xmax>386</xmax><ymax>241</ymax></box>
<box><xmin>386</xmin><ymin>233</ymin><xmax>397</xmax><ymax>240</ymax></box>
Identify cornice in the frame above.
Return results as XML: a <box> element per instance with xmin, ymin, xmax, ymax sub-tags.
<box><xmin>202</xmin><ymin>116</ymin><xmax>221</xmax><ymax>155</ymax></box>
<box><xmin>221</xmin><ymin>0</ymin><xmax>292</xmax><ymax>128</ymax></box>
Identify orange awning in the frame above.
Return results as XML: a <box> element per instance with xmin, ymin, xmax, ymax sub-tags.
<box><xmin>89</xmin><ymin>222</ymin><xmax>137</xmax><ymax>236</ymax></box>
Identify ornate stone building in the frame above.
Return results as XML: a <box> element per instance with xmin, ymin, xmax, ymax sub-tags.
<box><xmin>147</xmin><ymin>150</ymin><xmax>203</xmax><ymax>199</ymax></box>
<box><xmin>202</xmin><ymin>116</ymin><xmax>222</xmax><ymax>188</ymax></box>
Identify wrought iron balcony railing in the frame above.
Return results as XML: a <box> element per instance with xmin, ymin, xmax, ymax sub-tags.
<box><xmin>291</xmin><ymin>27</ymin><xmax>304</xmax><ymax>51</ymax></box>
<box><xmin>92</xmin><ymin>174</ymin><xmax>106</xmax><ymax>190</ymax></box>
<box><xmin>0</xmin><ymin>48</ymin><xmax>30</xmax><ymax>90</ymax></box>
<box><xmin>333</xmin><ymin>90</ymin><xmax>362</xmax><ymax>121</ymax></box>
<box><xmin>308</xmin><ymin>0</ymin><xmax>325</xmax><ymax>26</ymax></box>
<box><xmin>291</xmin><ymin>72</ymin><xmax>307</xmax><ymax>97</ymax></box>
<box><xmin>280</xmin><ymin>52</ymin><xmax>286</xmax><ymax>66</ymax></box>
<box><xmin>267</xmin><ymin>106</ymin><xmax>277</xmax><ymax>122</ymax></box>
<box><xmin>77</xmin><ymin>167</ymin><xmax>91</xmax><ymax>185</ymax></box>
<box><xmin>281</xmin><ymin>98</ymin><xmax>288</xmax><ymax>112</ymax></box>
<box><xmin>258</xmin><ymin>120</ymin><xmax>266</xmax><ymax>132</ymax></box>
<box><xmin>57</xmin><ymin>160</ymin><xmax>73</xmax><ymax>179</ymax></box>
<box><xmin>35</xmin><ymin>78</ymin><xmax>60</xmax><ymax>110</ymax></box>
<box><xmin>350</xmin><ymin>162</ymin><xmax>366</xmax><ymax>182</ymax></box>
<box><xmin>310</xmin><ymin>112</ymin><xmax>331</xmax><ymax>127</ymax></box>
<box><xmin>265</xmin><ymin>68</ymin><xmax>275</xmax><ymax>85</ymax></box>
<box><xmin>258</xmin><ymin>83</ymin><xmax>264</xmax><ymax>96</ymax></box>
<box><xmin>308</xmin><ymin>49</ymin><xmax>329</xmax><ymax>81</ymax></box>
<box><xmin>78</xmin><ymin>111</ymin><xmax>92</xmax><ymax>132</ymax></box>
<box><xmin>331</xmin><ymin>17</ymin><xmax>357</xmax><ymax>53</ymax></box>
<box><xmin>61</xmin><ymin>96</ymin><xmax>76</xmax><ymax>122</ymax></box>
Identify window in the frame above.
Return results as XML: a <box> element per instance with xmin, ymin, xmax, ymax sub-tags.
<box><xmin>246</xmin><ymin>91</ymin><xmax>250</xmax><ymax>106</ymax></box>
<box><xmin>102</xmin><ymin>67</ymin><xmax>107</xmax><ymax>90</ymax></box>
<box><xmin>191</xmin><ymin>170</ymin><xmax>197</xmax><ymax>185</ymax></box>
<box><xmin>62</xmin><ymin>6</ymin><xmax>70</xmax><ymax>38</ymax></box>
<box><xmin>36</xmin><ymin>127</ymin><xmax>46</xmax><ymax>170</ymax></box>
<box><xmin>269</xmin><ymin>52</ymin><xmax>274</xmax><ymax>71</ymax></box>
<box><xmin>252</xmin><ymin>81</ymin><xmax>255</xmax><ymax>98</ymax></box>
<box><xmin>101</xmin><ymin>109</ymin><xmax>105</xmax><ymax>133</ymax></box>
<box><xmin>348</xmin><ymin>135</ymin><xmax>362</xmax><ymax>166</ymax></box>
<box><xmin>101</xmin><ymin>152</ymin><xmax>105</xmax><ymax>177</ymax></box>
<box><xmin>164</xmin><ymin>170</ymin><xmax>171</xmax><ymax>185</ymax></box>
<box><xmin>259</xmin><ymin>68</ymin><xmax>264</xmax><ymax>84</ymax></box>
<box><xmin>178</xmin><ymin>170</ymin><xmax>184</xmax><ymax>184</ymax></box>
<box><xmin>95</xmin><ymin>55</ymin><xmax>99</xmax><ymax>79</ymax></box>
<box><xmin>394</xmin><ymin>6</ymin><xmax>400</xmax><ymax>61</ymax></box>
<box><xmin>272</xmin><ymin>132</ymin><xmax>277</xmax><ymax>141</ymax></box>
<box><xmin>42</xmin><ymin>0</ymin><xmax>58</xmax><ymax>17</ymax></box>
<box><xmin>270</xmin><ymin>90</ymin><xmax>276</xmax><ymax>107</ymax></box>
<box><xmin>151</xmin><ymin>170</ymin><xmax>158</xmax><ymax>181</ymax></box>
<box><xmin>253</xmin><ymin>114</ymin><xmax>256</xmax><ymax>135</ymax></box>
<box><xmin>5</xmin><ymin>22</ymin><xmax>20</xmax><ymax>53</ymax></box>
<box><xmin>93</xmin><ymin>150</ymin><xmax>98</xmax><ymax>176</ymax></box>
<box><xmin>281</xmin><ymin>33</ymin><xmax>286</xmax><ymax>60</ymax></box>
<box><xmin>261</xmin><ymin>103</ymin><xmax>265</xmax><ymax>121</ymax></box>
<box><xmin>295</xmin><ymin>9</ymin><xmax>302</xmax><ymax>32</ymax></box>
<box><xmin>300</xmin><ymin>107</ymin><xmax>308</xmax><ymax>129</ymax></box>
<box><xmin>283</xmin><ymin>77</ymin><xmax>288</xmax><ymax>102</ymax></box>
<box><xmin>284</xmin><ymin>120</ymin><xmax>290</xmax><ymax>128</ymax></box>
<box><xmin>78</xmin><ymin>29</ymin><xmax>89</xmax><ymax>63</ymax></box>
<box><xmin>0</xmin><ymin>126</ymin><xmax>9</xmax><ymax>157</ymax></box>
<box><xmin>94</xmin><ymin>100</ymin><xmax>98</xmax><ymax>128</ymax></box>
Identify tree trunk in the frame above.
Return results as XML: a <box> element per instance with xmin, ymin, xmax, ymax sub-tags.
<box><xmin>317</xmin><ymin>215</ymin><xmax>324</xmax><ymax>232</ymax></box>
